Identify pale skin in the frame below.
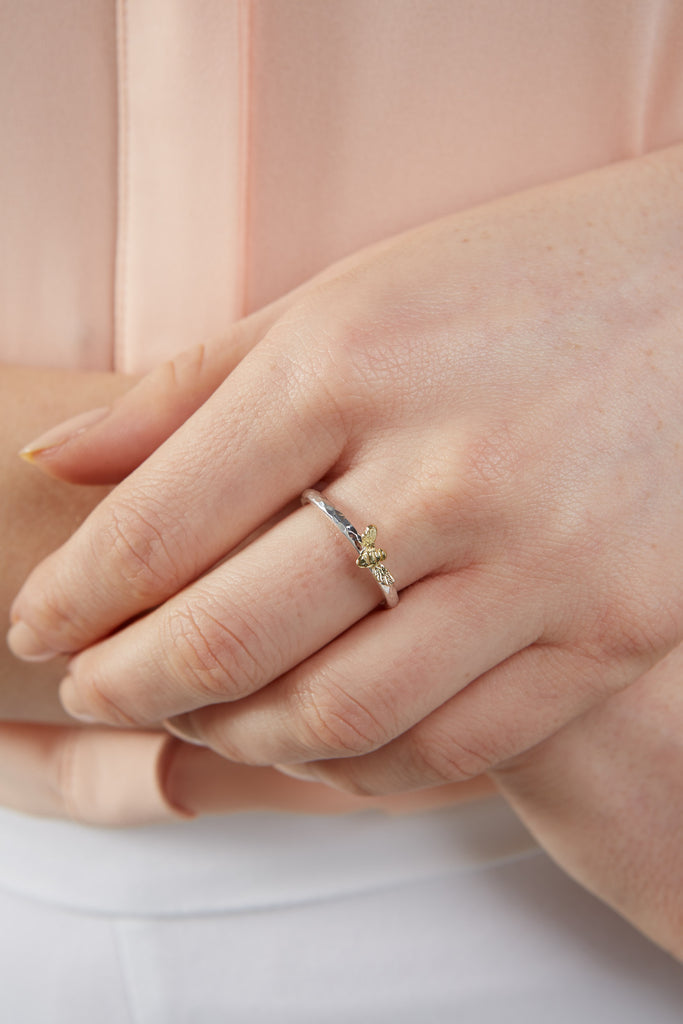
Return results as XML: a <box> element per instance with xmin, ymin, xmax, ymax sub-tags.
<box><xmin>0</xmin><ymin>366</ymin><xmax>491</xmax><ymax>818</ymax></box>
<box><xmin>4</xmin><ymin>144</ymin><xmax>683</xmax><ymax>956</ymax></box>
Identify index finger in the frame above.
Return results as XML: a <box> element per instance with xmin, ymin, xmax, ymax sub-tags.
<box><xmin>8</xmin><ymin>327</ymin><xmax>346</xmax><ymax>661</ymax></box>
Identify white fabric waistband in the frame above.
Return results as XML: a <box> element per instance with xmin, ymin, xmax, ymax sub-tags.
<box><xmin>0</xmin><ymin>795</ymin><xmax>538</xmax><ymax>916</ymax></box>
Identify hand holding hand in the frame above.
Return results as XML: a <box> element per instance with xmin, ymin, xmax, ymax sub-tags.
<box><xmin>8</xmin><ymin>146</ymin><xmax>683</xmax><ymax>798</ymax></box>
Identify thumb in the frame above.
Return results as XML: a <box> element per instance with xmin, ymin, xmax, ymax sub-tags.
<box><xmin>19</xmin><ymin>299</ymin><xmax>289</xmax><ymax>486</ymax></box>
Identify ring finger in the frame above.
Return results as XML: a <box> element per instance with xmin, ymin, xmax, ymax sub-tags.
<box><xmin>58</xmin><ymin>476</ymin><xmax>468</xmax><ymax>727</ymax></box>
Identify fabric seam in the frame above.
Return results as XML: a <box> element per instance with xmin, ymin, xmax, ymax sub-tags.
<box><xmin>0</xmin><ymin>843</ymin><xmax>542</xmax><ymax>921</ymax></box>
<box><xmin>235</xmin><ymin>0</ymin><xmax>254</xmax><ymax>319</ymax></box>
<box><xmin>633</xmin><ymin>0</ymin><xmax>667</xmax><ymax>155</ymax></box>
<box><xmin>113</xmin><ymin>0</ymin><xmax>130</xmax><ymax>371</ymax></box>
<box><xmin>111</xmin><ymin>918</ymin><xmax>143</xmax><ymax>1024</ymax></box>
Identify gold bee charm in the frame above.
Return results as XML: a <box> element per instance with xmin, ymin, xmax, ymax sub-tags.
<box><xmin>301</xmin><ymin>489</ymin><xmax>399</xmax><ymax>607</ymax></box>
<box><xmin>356</xmin><ymin>525</ymin><xmax>395</xmax><ymax>588</ymax></box>
<box><xmin>356</xmin><ymin>525</ymin><xmax>386</xmax><ymax>567</ymax></box>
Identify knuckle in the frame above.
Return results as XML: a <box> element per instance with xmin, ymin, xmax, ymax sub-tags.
<box><xmin>409</xmin><ymin>727</ymin><xmax>493</xmax><ymax>784</ymax></box>
<box><xmin>580</xmin><ymin>583</ymin><xmax>682</xmax><ymax>679</ymax></box>
<box><xmin>95</xmin><ymin>497</ymin><xmax>184</xmax><ymax>601</ymax></box>
<box><xmin>460</xmin><ymin>421</ymin><xmax>525</xmax><ymax>505</ymax></box>
<box><xmin>400</xmin><ymin>425</ymin><xmax>519</xmax><ymax>565</ymax></box>
<box><xmin>165</xmin><ymin>599</ymin><xmax>265</xmax><ymax>703</ymax></box>
<box><xmin>409</xmin><ymin>442</ymin><xmax>464</xmax><ymax>535</ymax></box>
<box><xmin>289</xmin><ymin>286</ymin><xmax>413</xmax><ymax>398</ymax></box>
<box><xmin>295</xmin><ymin>674</ymin><xmax>388</xmax><ymax>758</ymax></box>
<box><xmin>26</xmin><ymin>578</ymin><xmax>92</xmax><ymax>650</ymax></box>
<box><xmin>265</xmin><ymin>310</ymin><xmax>351</xmax><ymax>445</ymax></box>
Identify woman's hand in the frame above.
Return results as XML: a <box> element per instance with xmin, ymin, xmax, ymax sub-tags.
<box><xmin>493</xmin><ymin>642</ymin><xmax>683</xmax><ymax>962</ymax></box>
<box><xmin>8</xmin><ymin>145</ymin><xmax>683</xmax><ymax>795</ymax></box>
<box><xmin>0</xmin><ymin>351</ymin><xmax>493</xmax><ymax>826</ymax></box>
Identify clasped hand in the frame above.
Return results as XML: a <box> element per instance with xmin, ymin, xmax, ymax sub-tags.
<box><xmin>8</xmin><ymin>149</ymin><xmax>683</xmax><ymax>798</ymax></box>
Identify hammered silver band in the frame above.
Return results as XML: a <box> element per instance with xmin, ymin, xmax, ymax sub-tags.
<box><xmin>301</xmin><ymin>488</ymin><xmax>399</xmax><ymax>608</ymax></box>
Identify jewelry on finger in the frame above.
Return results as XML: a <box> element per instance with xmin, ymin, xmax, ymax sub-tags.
<box><xmin>301</xmin><ymin>489</ymin><xmax>399</xmax><ymax>608</ymax></box>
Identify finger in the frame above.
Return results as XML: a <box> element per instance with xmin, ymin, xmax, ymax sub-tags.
<box><xmin>160</xmin><ymin>567</ymin><xmax>545</xmax><ymax>766</ymax></box>
<box><xmin>18</xmin><ymin>240</ymin><xmax>378</xmax><ymax>488</ymax></box>
<box><xmin>0</xmin><ymin>723</ymin><xmax>191</xmax><ymax>826</ymax></box>
<box><xmin>289</xmin><ymin>640</ymin><xmax>646</xmax><ymax>796</ymax></box>
<box><xmin>55</xmin><ymin>470</ymin><xmax>470</xmax><ymax>726</ymax></box>
<box><xmin>19</xmin><ymin>298</ymin><xmax>291</xmax><ymax>486</ymax></box>
<box><xmin>163</xmin><ymin>743</ymin><xmax>489</xmax><ymax>816</ymax></box>
<box><xmin>0</xmin><ymin>721</ymin><xmax>486</xmax><ymax>825</ymax></box>
<box><xmin>8</xmin><ymin>313</ymin><xmax>349</xmax><ymax>661</ymax></box>
<box><xmin>494</xmin><ymin>640</ymin><xmax>683</xmax><ymax>794</ymax></box>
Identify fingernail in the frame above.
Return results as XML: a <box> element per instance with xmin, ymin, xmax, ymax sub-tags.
<box><xmin>6</xmin><ymin>621</ymin><xmax>57</xmax><ymax>662</ymax></box>
<box><xmin>64</xmin><ymin>731</ymin><xmax>195</xmax><ymax>825</ymax></box>
<box><xmin>273</xmin><ymin>763</ymin><xmax>321</xmax><ymax>783</ymax></box>
<box><xmin>59</xmin><ymin>675</ymin><xmax>100</xmax><ymax>724</ymax></box>
<box><xmin>163</xmin><ymin>715</ymin><xmax>207</xmax><ymax>748</ymax></box>
<box><xmin>19</xmin><ymin>406</ymin><xmax>110</xmax><ymax>461</ymax></box>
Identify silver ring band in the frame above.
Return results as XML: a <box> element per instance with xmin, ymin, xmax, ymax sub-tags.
<box><xmin>301</xmin><ymin>488</ymin><xmax>399</xmax><ymax>608</ymax></box>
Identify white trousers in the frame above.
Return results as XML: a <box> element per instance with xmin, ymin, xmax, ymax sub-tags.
<box><xmin>0</xmin><ymin>801</ymin><xmax>681</xmax><ymax>1022</ymax></box>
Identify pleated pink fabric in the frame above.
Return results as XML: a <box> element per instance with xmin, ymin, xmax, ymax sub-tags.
<box><xmin>3</xmin><ymin>1</ymin><xmax>683</xmax><ymax>374</ymax></box>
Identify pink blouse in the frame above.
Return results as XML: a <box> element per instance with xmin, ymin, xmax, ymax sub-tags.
<box><xmin>4</xmin><ymin>0</ymin><xmax>683</xmax><ymax>375</ymax></box>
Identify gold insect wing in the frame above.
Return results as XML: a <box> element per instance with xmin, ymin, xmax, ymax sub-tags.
<box><xmin>356</xmin><ymin>525</ymin><xmax>395</xmax><ymax>587</ymax></box>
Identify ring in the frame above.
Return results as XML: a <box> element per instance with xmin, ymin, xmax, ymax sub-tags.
<box><xmin>301</xmin><ymin>489</ymin><xmax>399</xmax><ymax>608</ymax></box>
